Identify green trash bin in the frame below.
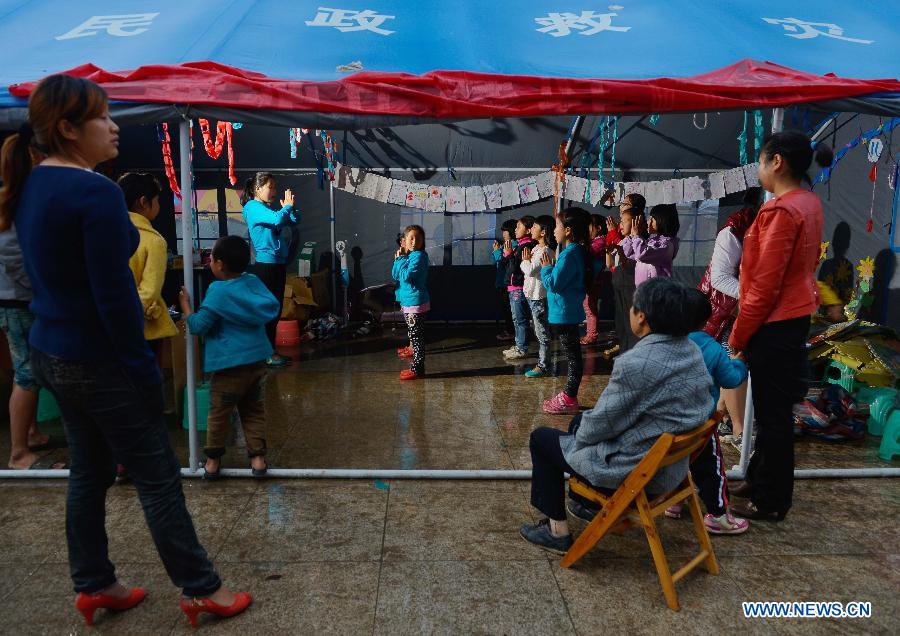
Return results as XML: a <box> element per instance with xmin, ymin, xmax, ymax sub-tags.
<box><xmin>181</xmin><ymin>383</ymin><xmax>209</xmax><ymax>432</ymax></box>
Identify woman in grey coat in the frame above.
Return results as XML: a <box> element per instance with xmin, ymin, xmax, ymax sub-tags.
<box><xmin>521</xmin><ymin>277</ymin><xmax>713</xmax><ymax>554</ymax></box>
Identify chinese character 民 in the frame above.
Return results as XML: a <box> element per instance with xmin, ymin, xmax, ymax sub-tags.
<box><xmin>306</xmin><ymin>7</ymin><xmax>395</xmax><ymax>35</ymax></box>
<box><xmin>55</xmin><ymin>13</ymin><xmax>160</xmax><ymax>40</ymax></box>
<box><xmin>762</xmin><ymin>17</ymin><xmax>873</xmax><ymax>44</ymax></box>
<box><xmin>535</xmin><ymin>10</ymin><xmax>631</xmax><ymax>37</ymax></box>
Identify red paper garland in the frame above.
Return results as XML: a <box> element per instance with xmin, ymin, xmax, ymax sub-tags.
<box><xmin>160</xmin><ymin>123</ymin><xmax>181</xmax><ymax>199</ymax></box>
<box><xmin>198</xmin><ymin>118</ymin><xmax>237</xmax><ymax>185</ymax></box>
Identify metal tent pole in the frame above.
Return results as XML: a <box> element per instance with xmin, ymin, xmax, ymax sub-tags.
<box><xmin>329</xmin><ymin>179</ymin><xmax>336</xmax><ymax>312</ymax></box>
<box><xmin>3</xmin><ymin>467</ymin><xmax>899</xmax><ymax>480</ymax></box>
<box><xmin>179</xmin><ymin>119</ymin><xmax>200</xmax><ymax>474</ymax></box>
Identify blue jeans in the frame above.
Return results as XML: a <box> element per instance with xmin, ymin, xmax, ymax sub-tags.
<box><xmin>508</xmin><ymin>289</ymin><xmax>531</xmax><ymax>351</ymax></box>
<box><xmin>528</xmin><ymin>298</ymin><xmax>551</xmax><ymax>369</ymax></box>
<box><xmin>32</xmin><ymin>349</ymin><xmax>221</xmax><ymax>596</ymax></box>
<box><xmin>0</xmin><ymin>306</ymin><xmax>37</xmax><ymax>391</ymax></box>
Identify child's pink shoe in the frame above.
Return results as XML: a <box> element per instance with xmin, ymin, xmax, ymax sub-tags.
<box><xmin>704</xmin><ymin>512</ymin><xmax>749</xmax><ymax>535</ymax></box>
<box><xmin>664</xmin><ymin>503</ymin><xmax>683</xmax><ymax>519</ymax></box>
<box><xmin>542</xmin><ymin>392</ymin><xmax>579</xmax><ymax>414</ymax></box>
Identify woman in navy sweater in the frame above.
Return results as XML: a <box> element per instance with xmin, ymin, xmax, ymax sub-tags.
<box><xmin>0</xmin><ymin>75</ymin><xmax>249</xmax><ymax>628</ymax></box>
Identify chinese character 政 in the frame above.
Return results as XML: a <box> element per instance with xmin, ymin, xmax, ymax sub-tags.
<box><xmin>535</xmin><ymin>11</ymin><xmax>631</xmax><ymax>37</ymax></box>
<box><xmin>55</xmin><ymin>13</ymin><xmax>159</xmax><ymax>40</ymax></box>
<box><xmin>306</xmin><ymin>7</ymin><xmax>395</xmax><ymax>35</ymax></box>
<box><xmin>762</xmin><ymin>17</ymin><xmax>873</xmax><ymax>44</ymax></box>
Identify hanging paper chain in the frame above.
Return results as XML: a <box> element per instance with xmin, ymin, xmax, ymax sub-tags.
<box><xmin>158</xmin><ymin>123</ymin><xmax>181</xmax><ymax>199</ymax></box>
<box><xmin>867</xmin><ymin>163</ymin><xmax>877</xmax><ymax>232</ymax></box>
<box><xmin>752</xmin><ymin>110</ymin><xmax>763</xmax><ymax>157</ymax></box>
<box><xmin>290</xmin><ymin>128</ymin><xmax>298</xmax><ymax>159</ymax></box>
<box><xmin>197</xmin><ymin>119</ymin><xmax>237</xmax><ymax>185</ymax></box>
<box><xmin>649</xmin><ymin>114</ymin><xmax>660</xmax><ymax>126</ymax></box>
<box><xmin>812</xmin><ymin>116</ymin><xmax>900</xmax><ymax>187</ymax></box>
<box><xmin>199</xmin><ymin>119</ymin><xmax>227</xmax><ymax>159</ymax></box>
<box><xmin>610</xmin><ymin>116</ymin><xmax>618</xmax><ymax>185</ymax></box>
<box><xmin>552</xmin><ymin>142</ymin><xmax>568</xmax><ymax>213</ymax></box>
<box><xmin>737</xmin><ymin>111</ymin><xmax>749</xmax><ymax>165</ymax></box>
<box><xmin>319</xmin><ymin>131</ymin><xmax>336</xmax><ymax>181</ymax></box>
<box><xmin>597</xmin><ymin>117</ymin><xmax>609</xmax><ymax>186</ymax></box>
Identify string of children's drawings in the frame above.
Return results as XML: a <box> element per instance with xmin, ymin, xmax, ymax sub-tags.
<box><xmin>331</xmin><ymin>160</ymin><xmax>761</xmax><ymax>213</ymax></box>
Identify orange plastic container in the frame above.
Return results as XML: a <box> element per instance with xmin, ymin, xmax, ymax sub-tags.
<box><xmin>276</xmin><ymin>319</ymin><xmax>301</xmax><ymax>347</ymax></box>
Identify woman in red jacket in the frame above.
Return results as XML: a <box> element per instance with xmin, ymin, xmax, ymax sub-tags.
<box><xmin>728</xmin><ymin>131</ymin><xmax>831</xmax><ymax>521</ymax></box>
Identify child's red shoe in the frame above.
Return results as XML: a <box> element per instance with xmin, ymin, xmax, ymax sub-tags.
<box><xmin>397</xmin><ymin>346</ymin><xmax>413</xmax><ymax>358</ymax></box>
<box><xmin>399</xmin><ymin>369</ymin><xmax>422</xmax><ymax>381</ymax></box>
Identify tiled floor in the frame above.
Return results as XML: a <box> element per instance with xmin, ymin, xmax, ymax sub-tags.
<box><xmin>0</xmin><ymin>326</ymin><xmax>898</xmax><ymax>634</ymax></box>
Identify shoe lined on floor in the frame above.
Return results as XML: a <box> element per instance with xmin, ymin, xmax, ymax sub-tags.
<box><xmin>543</xmin><ymin>391</ymin><xmax>579</xmax><ymax>414</ymax></box>
<box><xmin>730</xmin><ymin>501</ymin><xmax>786</xmax><ymax>522</ymax></box>
<box><xmin>704</xmin><ymin>512</ymin><xmax>749</xmax><ymax>535</ymax></box>
<box><xmin>524</xmin><ymin>366</ymin><xmax>547</xmax><ymax>378</ymax></box>
<box><xmin>75</xmin><ymin>587</ymin><xmax>147</xmax><ymax>626</ymax></box>
<box><xmin>664</xmin><ymin>503</ymin><xmax>683</xmax><ymax>519</ymax></box>
<box><xmin>519</xmin><ymin>518</ymin><xmax>574</xmax><ymax>555</ymax></box>
<box><xmin>566</xmin><ymin>500</ymin><xmax>599</xmax><ymax>522</ymax></box>
<box><xmin>399</xmin><ymin>369</ymin><xmax>423</xmax><ymax>381</ymax></box>
<box><xmin>504</xmin><ymin>348</ymin><xmax>529</xmax><ymax>360</ymax></box>
<box><xmin>180</xmin><ymin>592</ymin><xmax>252</xmax><ymax>629</ymax></box>
<box><xmin>397</xmin><ymin>345</ymin><xmax>413</xmax><ymax>358</ymax></box>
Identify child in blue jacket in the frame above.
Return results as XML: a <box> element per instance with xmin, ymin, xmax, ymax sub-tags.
<box><xmin>392</xmin><ymin>225</ymin><xmax>430</xmax><ymax>380</ymax></box>
<box><xmin>666</xmin><ymin>289</ymin><xmax>750</xmax><ymax>535</ymax></box>
<box><xmin>180</xmin><ymin>236</ymin><xmax>280</xmax><ymax>478</ymax></box>
<box><xmin>540</xmin><ymin>208</ymin><xmax>591</xmax><ymax>414</ymax></box>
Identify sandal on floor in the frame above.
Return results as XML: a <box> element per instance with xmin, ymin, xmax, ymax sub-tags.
<box><xmin>18</xmin><ymin>456</ymin><xmax>67</xmax><ymax>470</ymax></box>
<box><xmin>251</xmin><ymin>460</ymin><xmax>269</xmax><ymax>477</ymax></box>
<box><xmin>203</xmin><ymin>464</ymin><xmax>222</xmax><ymax>480</ymax></box>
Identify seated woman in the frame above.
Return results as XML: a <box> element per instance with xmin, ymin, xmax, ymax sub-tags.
<box><xmin>520</xmin><ymin>277</ymin><xmax>714</xmax><ymax>554</ymax></box>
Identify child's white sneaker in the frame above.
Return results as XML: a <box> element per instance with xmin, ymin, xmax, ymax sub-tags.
<box><xmin>504</xmin><ymin>347</ymin><xmax>528</xmax><ymax>360</ymax></box>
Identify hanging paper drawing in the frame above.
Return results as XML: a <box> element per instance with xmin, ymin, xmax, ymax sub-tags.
<box><xmin>535</xmin><ymin>172</ymin><xmax>555</xmax><ymax>199</ymax></box>
<box><xmin>517</xmin><ymin>176</ymin><xmax>539</xmax><ymax>204</ymax></box>
<box><xmin>410</xmin><ymin>184</ymin><xmax>428</xmax><ymax>210</ymax></box>
<box><xmin>499</xmin><ymin>181</ymin><xmax>521</xmax><ymax>208</ymax></box>
<box><xmin>465</xmin><ymin>186</ymin><xmax>487</xmax><ymax>212</ymax></box>
<box><xmin>483</xmin><ymin>184</ymin><xmax>502</xmax><ymax>209</ymax></box>
<box><xmin>354</xmin><ymin>171</ymin><xmax>376</xmax><ymax>199</ymax></box>
<box><xmin>742</xmin><ymin>163</ymin><xmax>760</xmax><ymax>188</ymax></box>
<box><xmin>564</xmin><ymin>176</ymin><xmax>587</xmax><ymax>204</ymax></box>
<box><xmin>589</xmin><ymin>180</ymin><xmax>605</xmax><ymax>206</ymax></box>
<box><xmin>426</xmin><ymin>186</ymin><xmax>447</xmax><ymax>213</ymax></box>
<box><xmin>446</xmin><ymin>186</ymin><xmax>466</xmax><ymax>213</ymax></box>
<box><xmin>373</xmin><ymin>175</ymin><xmax>393</xmax><ymax>203</ymax></box>
<box><xmin>682</xmin><ymin>176</ymin><xmax>705</xmax><ymax>202</ymax></box>
<box><xmin>663</xmin><ymin>179</ymin><xmax>683</xmax><ymax>204</ymax></box>
<box><xmin>723</xmin><ymin>167</ymin><xmax>747</xmax><ymax>195</ymax></box>
<box><xmin>708</xmin><ymin>172</ymin><xmax>727</xmax><ymax>199</ymax></box>
<box><xmin>387</xmin><ymin>180</ymin><xmax>408</xmax><ymax>206</ymax></box>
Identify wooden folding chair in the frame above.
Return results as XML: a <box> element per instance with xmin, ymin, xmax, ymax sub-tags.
<box><xmin>560</xmin><ymin>416</ymin><xmax>722</xmax><ymax>611</ymax></box>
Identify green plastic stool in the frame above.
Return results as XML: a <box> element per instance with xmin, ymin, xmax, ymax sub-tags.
<box><xmin>867</xmin><ymin>389</ymin><xmax>899</xmax><ymax>437</ymax></box>
<box><xmin>878</xmin><ymin>409</ymin><xmax>900</xmax><ymax>461</ymax></box>
<box><xmin>181</xmin><ymin>383</ymin><xmax>209</xmax><ymax>432</ymax></box>
<box><xmin>37</xmin><ymin>389</ymin><xmax>61</xmax><ymax>423</ymax></box>
<box><xmin>823</xmin><ymin>360</ymin><xmax>856</xmax><ymax>394</ymax></box>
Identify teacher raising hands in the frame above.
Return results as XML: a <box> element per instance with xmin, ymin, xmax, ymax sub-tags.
<box><xmin>241</xmin><ymin>172</ymin><xmax>300</xmax><ymax>368</ymax></box>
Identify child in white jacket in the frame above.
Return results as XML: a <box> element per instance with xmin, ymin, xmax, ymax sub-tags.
<box><xmin>520</xmin><ymin>215</ymin><xmax>557</xmax><ymax>377</ymax></box>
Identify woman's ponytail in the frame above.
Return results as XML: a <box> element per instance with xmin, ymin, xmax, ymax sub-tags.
<box><xmin>0</xmin><ymin>125</ymin><xmax>37</xmax><ymax>231</ymax></box>
<box><xmin>240</xmin><ymin>177</ymin><xmax>255</xmax><ymax>206</ymax></box>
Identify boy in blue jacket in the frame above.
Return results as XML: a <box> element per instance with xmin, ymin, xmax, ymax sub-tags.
<box><xmin>179</xmin><ymin>236</ymin><xmax>281</xmax><ymax>478</ymax></box>
<box><xmin>666</xmin><ymin>289</ymin><xmax>750</xmax><ymax>534</ymax></box>
<box><xmin>392</xmin><ymin>225</ymin><xmax>430</xmax><ymax>380</ymax></box>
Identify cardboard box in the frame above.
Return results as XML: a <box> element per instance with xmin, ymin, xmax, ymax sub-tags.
<box><xmin>282</xmin><ymin>275</ymin><xmax>318</xmax><ymax>321</ymax></box>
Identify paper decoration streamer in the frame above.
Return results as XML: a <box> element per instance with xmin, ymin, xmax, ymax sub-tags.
<box><xmin>198</xmin><ymin>119</ymin><xmax>237</xmax><ymax>185</ymax></box>
<box><xmin>158</xmin><ymin>123</ymin><xmax>181</xmax><ymax>199</ymax></box>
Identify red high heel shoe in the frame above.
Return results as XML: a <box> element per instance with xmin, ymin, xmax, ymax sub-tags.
<box><xmin>75</xmin><ymin>587</ymin><xmax>147</xmax><ymax>626</ymax></box>
<box><xmin>179</xmin><ymin>592</ymin><xmax>253</xmax><ymax>628</ymax></box>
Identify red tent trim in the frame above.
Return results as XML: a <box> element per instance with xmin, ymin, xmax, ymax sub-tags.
<box><xmin>10</xmin><ymin>59</ymin><xmax>900</xmax><ymax>118</ymax></box>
